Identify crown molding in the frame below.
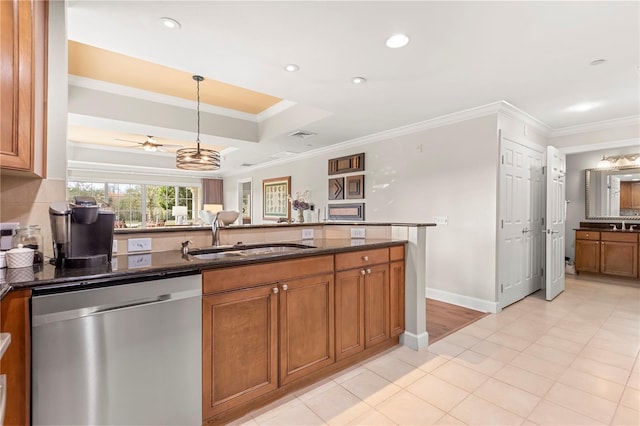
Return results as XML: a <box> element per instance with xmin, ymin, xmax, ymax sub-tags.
<box><xmin>68</xmin><ymin>159</ymin><xmax>222</xmax><ymax>179</ymax></box>
<box><xmin>549</xmin><ymin>115</ymin><xmax>640</xmax><ymax>138</ymax></box>
<box><xmin>68</xmin><ymin>75</ymin><xmax>259</xmax><ymax>122</ymax></box>
<box><xmin>558</xmin><ymin>138</ymin><xmax>640</xmax><ymax>154</ymax></box>
<box><xmin>224</xmin><ymin>100</ymin><xmax>543</xmax><ymax>177</ymax></box>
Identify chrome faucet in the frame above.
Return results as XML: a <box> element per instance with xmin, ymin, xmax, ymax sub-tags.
<box><xmin>631</xmin><ymin>225</ymin><xmax>637</xmax><ymax>231</ymax></box>
<box><xmin>611</xmin><ymin>224</ymin><xmax>618</xmax><ymax>231</ymax></box>
<box><xmin>211</xmin><ymin>212</ymin><xmax>223</xmax><ymax>246</ymax></box>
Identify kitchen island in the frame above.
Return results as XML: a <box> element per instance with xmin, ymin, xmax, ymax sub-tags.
<box><xmin>1</xmin><ymin>236</ymin><xmax>412</xmax><ymax>425</ymax></box>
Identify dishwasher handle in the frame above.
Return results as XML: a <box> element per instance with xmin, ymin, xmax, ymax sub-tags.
<box><xmin>32</xmin><ymin>288</ymin><xmax>200</xmax><ymax>327</ymax></box>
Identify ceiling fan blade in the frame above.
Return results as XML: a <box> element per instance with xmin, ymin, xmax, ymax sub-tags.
<box><xmin>158</xmin><ymin>144</ymin><xmax>182</xmax><ymax>148</ymax></box>
<box><xmin>115</xmin><ymin>138</ymin><xmax>144</xmax><ymax>144</ymax></box>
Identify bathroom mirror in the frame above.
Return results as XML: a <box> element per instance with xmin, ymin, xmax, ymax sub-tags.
<box><xmin>585</xmin><ymin>166</ymin><xmax>640</xmax><ymax>219</ymax></box>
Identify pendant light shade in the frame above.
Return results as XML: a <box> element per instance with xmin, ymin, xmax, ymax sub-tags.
<box><xmin>176</xmin><ymin>75</ymin><xmax>221</xmax><ymax>170</ymax></box>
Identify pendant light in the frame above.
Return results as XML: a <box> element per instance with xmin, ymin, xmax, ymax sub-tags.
<box><xmin>176</xmin><ymin>75</ymin><xmax>221</xmax><ymax>170</ymax></box>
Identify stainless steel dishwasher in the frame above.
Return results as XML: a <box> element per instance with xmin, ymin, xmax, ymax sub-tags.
<box><xmin>31</xmin><ymin>273</ymin><xmax>202</xmax><ymax>425</ymax></box>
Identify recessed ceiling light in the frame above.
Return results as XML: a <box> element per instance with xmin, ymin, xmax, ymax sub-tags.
<box><xmin>386</xmin><ymin>34</ymin><xmax>409</xmax><ymax>48</ymax></box>
<box><xmin>589</xmin><ymin>59</ymin><xmax>606</xmax><ymax>66</ymax></box>
<box><xmin>160</xmin><ymin>17</ymin><xmax>181</xmax><ymax>30</ymax></box>
<box><xmin>568</xmin><ymin>102</ymin><xmax>599</xmax><ymax>112</ymax></box>
<box><xmin>284</xmin><ymin>64</ymin><xmax>299</xmax><ymax>72</ymax></box>
<box><xmin>352</xmin><ymin>77</ymin><xmax>367</xmax><ymax>84</ymax></box>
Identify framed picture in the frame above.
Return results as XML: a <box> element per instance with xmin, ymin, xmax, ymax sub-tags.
<box><xmin>263</xmin><ymin>176</ymin><xmax>291</xmax><ymax>221</ymax></box>
<box><xmin>328</xmin><ymin>203</ymin><xmax>365</xmax><ymax>221</ymax></box>
<box><xmin>328</xmin><ymin>177</ymin><xmax>344</xmax><ymax>200</ymax></box>
<box><xmin>328</xmin><ymin>153</ymin><xmax>365</xmax><ymax>175</ymax></box>
<box><xmin>345</xmin><ymin>175</ymin><xmax>364</xmax><ymax>199</ymax></box>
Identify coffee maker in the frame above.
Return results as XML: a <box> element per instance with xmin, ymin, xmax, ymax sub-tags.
<box><xmin>49</xmin><ymin>196</ymin><xmax>115</xmax><ymax>268</ymax></box>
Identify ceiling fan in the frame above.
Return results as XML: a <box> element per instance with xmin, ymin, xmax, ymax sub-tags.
<box><xmin>115</xmin><ymin>135</ymin><xmax>182</xmax><ymax>152</ymax></box>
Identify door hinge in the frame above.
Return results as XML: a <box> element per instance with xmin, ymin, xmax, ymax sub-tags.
<box><xmin>501</xmin><ymin>155</ymin><xmax>504</xmax><ymax>165</ymax></box>
<box><xmin>500</xmin><ymin>284</ymin><xmax>504</xmax><ymax>293</ymax></box>
<box><xmin>542</xmin><ymin>217</ymin><xmax>545</xmax><ymax>226</ymax></box>
<box><xmin>501</xmin><ymin>219</ymin><xmax>504</xmax><ymax>229</ymax></box>
<box><xmin>541</xmin><ymin>267</ymin><xmax>544</xmax><ymax>277</ymax></box>
<box><xmin>542</xmin><ymin>166</ymin><xmax>546</xmax><ymax>175</ymax></box>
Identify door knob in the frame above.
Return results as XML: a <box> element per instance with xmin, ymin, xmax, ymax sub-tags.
<box><xmin>366</xmin><ymin>268</ymin><xmax>372</xmax><ymax>274</ymax></box>
<box><xmin>360</xmin><ymin>270</ymin><xmax>366</xmax><ymax>275</ymax></box>
<box><xmin>362</xmin><ymin>256</ymin><xmax>369</xmax><ymax>261</ymax></box>
<box><xmin>522</xmin><ymin>227</ymin><xmax>530</xmax><ymax>234</ymax></box>
<box><xmin>281</xmin><ymin>284</ymin><xmax>288</xmax><ymax>291</ymax></box>
<box><xmin>272</xmin><ymin>287</ymin><xmax>279</xmax><ymax>294</ymax></box>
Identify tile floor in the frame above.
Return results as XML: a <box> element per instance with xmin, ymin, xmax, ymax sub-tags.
<box><xmin>231</xmin><ymin>275</ymin><xmax>639</xmax><ymax>425</ymax></box>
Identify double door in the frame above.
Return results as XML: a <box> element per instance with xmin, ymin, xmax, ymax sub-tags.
<box><xmin>202</xmin><ymin>272</ymin><xmax>334</xmax><ymax>419</ymax></box>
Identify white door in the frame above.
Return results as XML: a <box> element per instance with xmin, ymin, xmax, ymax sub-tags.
<box><xmin>499</xmin><ymin>135</ymin><xmax>544</xmax><ymax>308</ymax></box>
<box><xmin>545</xmin><ymin>145</ymin><xmax>566</xmax><ymax>301</ymax></box>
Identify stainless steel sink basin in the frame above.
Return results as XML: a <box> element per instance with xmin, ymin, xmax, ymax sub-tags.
<box><xmin>190</xmin><ymin>243</ymin><xmax>314</xmax><ymax>260</ymax></box>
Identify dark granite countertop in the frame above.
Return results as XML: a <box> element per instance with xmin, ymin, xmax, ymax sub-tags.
<box><xmin>115</xmin><ymin>222</ymin><xmax>436</xmax><ymax>235</ymax></box>
<box><xmin>3</xmin><ymin>238</ymin><xmax>406</xmax><ymax>296</ymax></box>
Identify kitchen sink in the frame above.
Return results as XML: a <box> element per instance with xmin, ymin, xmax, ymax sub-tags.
<box><xmin>190</xmin><ymin>242</ymin><xmax>315</xmax><ymax>260</ymax></box>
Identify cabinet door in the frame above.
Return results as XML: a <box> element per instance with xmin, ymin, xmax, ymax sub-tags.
<box><xmin>632</xmin><ymin>182</ymin><xmax>640</xmax><ymax>209</ymax></box>
<box><xmin>0</xmin><ymin>0</ymin><xmax>47</xmax><ymax>176</ymax></box>
<box><xmin>390</xmin><ymin>260</ymin><xmax>405</xmax><ymax>336</ymax></box>
<box><xmin>620</xmin><ymin>182</ymin><xmax>632</xmax><ymax>209</ymax></box>
<box><xmin>600</xmin><ymin>241</ymin><xmax>638</xmax><ymax>278</ymax></box>
<box><xmin>575</xmin><ymin>240</ymin><xmax>600</xmax><ymax>273</ymax></box>
<box><xmin>202</xmin><ymin>286</ymin><xmax>278</xmax><ymax>419</ymax></box>
<box><xmin>279</xmin><ymin>273</ymin><xmax>335</xmax><ymax>385</ymax></box>
<box><xmin>365</xmin><ymin>264</ymin><xmax>390</xmax><ymax>348</ymax></box>
<box><xmin>335</xmin><ymin>268</ymin><xmax>365</xmax><ymax>361</ymax></box>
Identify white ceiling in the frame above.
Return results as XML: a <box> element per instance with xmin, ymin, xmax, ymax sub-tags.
<box><xmin>66</xmin><ymin>1</ymin><xmax>640</xmax><ymax>175</ymax></box>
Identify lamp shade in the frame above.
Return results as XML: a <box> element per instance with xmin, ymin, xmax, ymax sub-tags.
<box><xmin>172</xmin><ymin>206</ymin><xmax>188</xmax><ymax>217</ymax></box>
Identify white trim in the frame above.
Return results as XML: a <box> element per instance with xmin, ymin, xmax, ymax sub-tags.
<box><xmin>224</xmin><ymin>100</ymin><xmax>556</xmax><ymax>177</ymax></box>
<box><xmin>256</xmin><ymin>100</ymin><xmax>297</xmax><ymax>122</ymax></box>
<box><xmin>426</xmin><ymin>287</ymin><xmax>498</xmax><ymax>314</ymax></box>
<box><xmin>68</xmin><ymin>160</ymin><xmax>222</xmax><ymax>179</ymax></box>
<box><xmin>69</xmin><ymin>75</ymin><xmax>259</xmax><ymax>122</ymax></box>
<box><xmin>550</xmin><ymin>115</ymin><xmax>640</xmax><ymax>138</ymax></box>
<box><xmin>400</xmin><ymin>331</ymin><xmax>429</xmax><ymax>350</ymax></box>
<box><xmin>558</xmin><ymin>138</ymin><xmax>640</xmax><ymax>154</ymax></box>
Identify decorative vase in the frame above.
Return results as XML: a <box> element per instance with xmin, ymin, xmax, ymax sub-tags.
<box><xmin>297</xmin><ymin>209</ymin><xmax>304</xmax><ymax>223</ymax></box>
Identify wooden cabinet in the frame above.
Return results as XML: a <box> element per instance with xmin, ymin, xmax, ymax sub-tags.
<box><xmin>202</xmin><ymin>255</ymin><xmax>334</xmax><ymax>420</ymax></box>
<box><xmin>335</xmin><ymin>247</ymin><xmax>396</xmax><ymax>361</ymax></box>
<box><xmin>575</xmin><ymin>230</ymin><xmax>639</xmax><ymax>279</ymax></box>
<box><xmin>620</xmin><ymin>182</ymin><xmax>640</xmax><ymax>209</ymax></box>
<box><xmin>600</xmin><ymin>232</ymin><xmax>638</xmax><ymax>278</ymax></box>
<box><xmin>0</xmin><ymin>289</ymin><xmax>32</xmax><ymax>426</ymax></box>
<box><xmin>0</xmin><ymin>0</ymin><xmax>48</xmax><ymax>176</ymax></box>
<box><xmin>575</xmin><ymin>230</ymin><xmax>600</xmax><ymax>273</ymax></box>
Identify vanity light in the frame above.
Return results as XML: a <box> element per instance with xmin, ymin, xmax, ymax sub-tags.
<box><xmin>176</xmin><ymin>75</ymin><xmax>221</xmax><ymax>171</ymax></box>
<box><xmin>386</xmin><ymin>34</ymin><xmax>409</xmax><ymax>48</ymax></box>
<box><xmin>596</xmin><ymin>153</ymin><xmax>640</xmax><ymax>169</ymax></box>
<box><xmin>160</xmin><ymin>17</ymin><xmax>181</xmax><ymax>30</ymax></box>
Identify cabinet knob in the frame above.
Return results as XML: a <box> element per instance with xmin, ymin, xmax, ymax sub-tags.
<box><xmin>362</xmin><ymin>256</ymin><xmax>369</xmax><ymax>261</ymax></box>
<box><xmin>585</xmin><ymin>233</ymin><xmax>589</xmax><ymax>237</ymax></box>
<box><xmin>272</xmin><ymin>287</ymin><xmax>279</xmax><ymax>294</ymax></box>
<box><xmin>361</xmin><ymin>270</ymin><xmax>366</xmax><ymax>275</ymax></box>
<box><xmin>366</xmin><ymin>268</ymin><xmax>372</xmax><ymax>274</ymax></box>
<box><xmin>281</xmin><ymin>284</ymin><xmax>288</xmax><ymax>291</ymax></box>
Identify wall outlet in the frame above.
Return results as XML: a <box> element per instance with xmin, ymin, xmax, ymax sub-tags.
<box><xmin>301</xmin><ymin>229</ymin><xmax>314</xmax><ymax>239</ymax></box>
<box><xmin>351</xmin><ymin>228</ymin><xmax>366</xmax><ymax>239</ymax></box>
<box><xmin>432</xmin><ymin>216</ymin><xmax>448</xmax><ymax>225</ymax></box>
<box><xmin>112</xmin><ymin>240</ymin><xmax>118</xmax><ymax>253</ymax></box>
<box><xmin>128</xmin><ymin>237</ymin><xmax>152</xmax><ymax>252</ymax></box>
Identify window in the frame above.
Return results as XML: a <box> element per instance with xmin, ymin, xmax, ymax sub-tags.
<box><xmin>67</xmin><ymin>181</ymin><xmax>201</xmax><ymax>229</ymax></box>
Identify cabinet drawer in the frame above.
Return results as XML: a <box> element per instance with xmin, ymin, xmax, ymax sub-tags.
<box><xmin>335</xmin><ymin>248</ymin><xmax>389</xmax><ymax>271</ymax></box>
<box><xmin>601</xmin><ymin>232</ymin><xmax>638</xmax><ymax>243</ymax></box>
<box><xmin>203</xmin><ymin>255</ymin><xmax>334</xmax><ymax>294</ymax></box>
<box><xmin>576</xmin><ymin>231</ymin><xmax>600</xmax><ymax>241</ymax></box>
<box><xmin>390</xmin><ymin>245</ymin><xmax>405</xmax><ymax>262</ymax></box>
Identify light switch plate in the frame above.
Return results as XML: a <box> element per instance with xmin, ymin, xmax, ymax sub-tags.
<box><xmin>128</xmin><ymin>238</ymin><xmax>152</xmax><ymax>252</ymax></box>
<box><xmin>432</xmin><ymin>216</ymin><xmax>448</xmax><ymax>225</ymax></box>
<box><xmin>301</xmin><ymin>229</ymin><xmax>314</xmax><ymax>239</ymax></box>
<box><xmin>351</xmin><ymin>228</ymin><xmax>366</xmax><ymax>239</ymax></box>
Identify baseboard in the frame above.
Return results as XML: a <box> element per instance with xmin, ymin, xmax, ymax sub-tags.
<box><xmin>426</xmin><ymin>288</ymin><xmax>499</xmax><ymax>314</ymax></box>
<box><xmin>400</xmin><ymin>331</ymin><xmax>429</xmax><ymax>350</ymax></box>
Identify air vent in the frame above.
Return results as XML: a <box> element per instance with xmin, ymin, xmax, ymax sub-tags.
<box><xmin>240</xmin><ymin>163</ymin><xmax>255</xmax><ymax>167</ymax></box>
<box><xmin>288</xmin><ymin>130</ymin><xmax>316</xmax><ymax>139</ymax></box>
<box><xmin>270</xmin><ymin>151</ymin><xmax>298</xmax><ymax>159</ymax></box>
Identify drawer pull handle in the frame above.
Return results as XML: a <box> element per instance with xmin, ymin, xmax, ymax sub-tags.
<box><xmin>362</xmin><ymin>256</ymin><xmax>369</xmax><ymax>261</ymax></box>
<box><xmin>361</xmin><ymin>270</ymin><xmax>366</xmax><ymax>276</ymax></box>
<box><xmin>272</xmin><ymin>287</ymin><xmax>279</xmax><ymax>294</ymax></box>
<box><xmin>281</xmin><ymin>284</ymin><xmax>288</xmax><ymax>291</ymax></box>
<box><xmin>366</xmin><ymin>268</ymin><xmax>372</xmax><ymax>274</ymax></box>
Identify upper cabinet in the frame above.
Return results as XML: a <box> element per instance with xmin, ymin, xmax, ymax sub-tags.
<box><xmin>0</xmin><ymin>0</ymin><xmax>48</xmax><ymax>177</ymax></box>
